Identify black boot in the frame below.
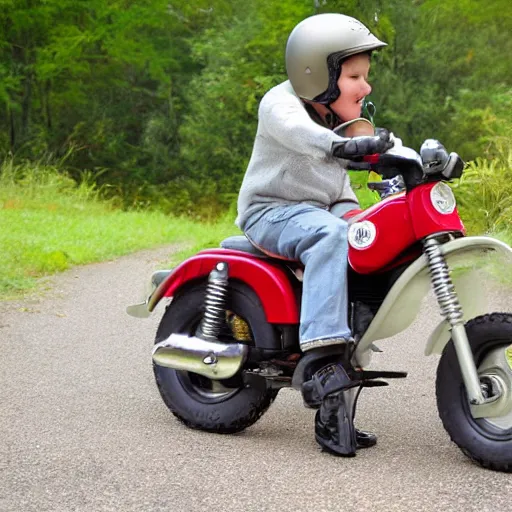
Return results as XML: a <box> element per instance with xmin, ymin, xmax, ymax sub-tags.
<box><xmin>354</xmin><ymin>429</ymin><xmax>377</xmax><ymax>449</ymax></box>
<box><xmin>315</xmin><ymin>391</ymin><xmax>357</xmax><ymax>456</ymax></box>
<box><xmin>292</xmin><ymin>345</ymin><xmax>348</xmax><ymax>408</ymax></box>
<box><xmin>303</xmin><ymin>361</ymin><xmax>377</xmax><ymax>455</ymax></box>
<box><xmin>315</xmin><ymin>414</ymin><xmax>377</xmax><ymax>454</ymax></box>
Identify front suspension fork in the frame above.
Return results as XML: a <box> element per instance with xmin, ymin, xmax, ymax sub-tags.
<box><xmin>423</xmin><ymin>236</ymin><xmax>486</xmax><ymax>405</ymax></box>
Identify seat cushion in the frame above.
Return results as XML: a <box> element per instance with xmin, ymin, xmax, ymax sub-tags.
<box><xmin>220</xmin><ymin>236</ymin><xmax>268</xmax><ymax>257</ymax></box>
<box><xmin>220</xmin><ymin>235</ymin><xmax>299</xmax><ymax>263</ymax></box>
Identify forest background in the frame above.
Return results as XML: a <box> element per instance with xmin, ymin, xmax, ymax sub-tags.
<box><xmin>1</xmin><ymin>0</ymin><xmax>512</xmax><ymax>295</ymax></box>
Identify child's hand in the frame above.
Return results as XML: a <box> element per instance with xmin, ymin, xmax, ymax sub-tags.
<box><xmin>376</xmin><ymin>127</ymin><xmax>402</xmax><ymax>148</ymax></box>
<box><xmin>331</xmin><ymin>130</ymin><xmax>394</xmax><ymax>160</ymax></box>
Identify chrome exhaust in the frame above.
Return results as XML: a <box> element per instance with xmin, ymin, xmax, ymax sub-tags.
<box><xmin>152</xmin><ymin>333</ymin><xmax>249</xmax><ymax>380</ymax></box>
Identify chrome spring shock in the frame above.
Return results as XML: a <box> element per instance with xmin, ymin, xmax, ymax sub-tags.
<box><xmin>423</xmin><ymin>236</ymin><xmax>463</xmax><ymax>326</ymax></box>
<box><xmin>198</xmin><ymin>262</ymin><xmax>229</xmax><ymax>340</ymax></box>
<box><xmin>424</xmin><ymin>236</ymin><xmax>486</xmax><ymax>405</ymax></box>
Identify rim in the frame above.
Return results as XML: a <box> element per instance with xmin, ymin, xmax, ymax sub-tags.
<box><xmin>172</xmin><ymin>312</ymin><xmax>251</xmax><ymax>404</ymax></box>
<box><xmin>476</xmin><ymin>343</ymin><xmax>512</xmax><ymax>431</ymax></box>
<box><xmin>462</xmin><ymin>342</ymin><xmax>512</xmax><ymax>438</ymax></box>
<box><xmin>176</xmin><ymin>371</ymin><xmax>241</xmax><ymax>403</ymax></box>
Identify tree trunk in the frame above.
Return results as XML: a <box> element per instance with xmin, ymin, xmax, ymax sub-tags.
<box><xmin>45</xmin><ymin>80</ymin><xmax>52</xmax><ymax>130</ymax></box>
<box><xmin>21</xmin><ymin>71</ymin><xmax>33</xmax><ymax>141</ymax></box>
<box><xmin>8</xmin><ymin>103</ymin><xmax>16</xmax><ymax>150</ymax></box>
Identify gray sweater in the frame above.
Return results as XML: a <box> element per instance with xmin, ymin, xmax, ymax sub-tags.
<box><xmin>236</xmin><ymin>80</ymin><xmax>359</xmax><ymax>229</ymax></box>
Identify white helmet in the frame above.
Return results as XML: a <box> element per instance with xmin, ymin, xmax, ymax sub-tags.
<box><xmin>286</xmin><ymin>13</ymin><xmax>387</xmax><ymax>102</ymax></box>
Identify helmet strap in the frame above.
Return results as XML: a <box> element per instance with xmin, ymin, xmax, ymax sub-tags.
<box><xmin>325</xmin><ymin>105</ymin><xmax>342</xmax><ymax>130</ymax></box>
<box><xmin>304</xmin><ymin>100</ymin><xmax>341</xmax><ymax>130</ymax></box>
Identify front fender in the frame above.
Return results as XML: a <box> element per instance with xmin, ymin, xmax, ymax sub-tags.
<box><xmin>355</xmin><ymin>236</ymin><xmax>512</xmax><ymax>366</ymax></box>
<box><xmin>424</xmin><ymin>270</ymin><xmax>487</xmax><ymax>357</ymax></box>
<box><xmin>147</xmin><ymin>249</ymin><xmax>299</xmax><ymax>324</ymax></box>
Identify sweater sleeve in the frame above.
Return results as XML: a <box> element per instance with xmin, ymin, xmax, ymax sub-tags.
<box><xmin>258</xmin><ymin>92</ymin><xmax>343</xmax><ymax>159</ymax></box>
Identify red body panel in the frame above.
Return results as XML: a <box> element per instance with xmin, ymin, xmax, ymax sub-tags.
<box><xmin>348</xmin><ymin>183</ymin><xmax>465</xmax><ymax>274</ymax></box>
<box><xmin>348</xmin><ymin>193</ymin><xmax>415</xmax><ymax>274</ymax></box>
<box><xmin>408</xmin><ymin>182</ymin><xmax>465</xmax><ymax>239</ymax></box>
<box><xmin>159</xmin><ymin>249</ymin><xmax>299</xmax><ymax>324</ymax></box>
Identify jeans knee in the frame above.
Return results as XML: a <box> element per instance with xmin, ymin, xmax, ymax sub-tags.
<box><xmin>298</xmin><ymin>221</ymin><xmax>347</xmax><ymax>259</ymax></box>
<box><xmin>320</xmin><ymin>221</ymin><xmax>348</xmax><ymax>244</ymax></box>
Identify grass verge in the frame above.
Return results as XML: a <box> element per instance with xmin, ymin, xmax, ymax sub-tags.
<box><xmin>0</xmin><ymin>160</ymin><xmax>240</xmax><ymax>299</ymax></box>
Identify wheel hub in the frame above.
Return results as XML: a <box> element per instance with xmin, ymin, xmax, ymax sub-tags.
<box><xmin>470</xmin><ymin>344</ymin><xmax>512</xmax><ymax>428</ymax></box>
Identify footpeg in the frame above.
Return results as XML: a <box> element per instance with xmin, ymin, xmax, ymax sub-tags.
<box><xmin>357</xmin><ymin>370</ymin><xmax>408</xmax><ymax>380</ymax></box>
<box><xmin>361</xmin><ymin>380</ymin><xmax>388</xmax><ymax>388</ymax></box>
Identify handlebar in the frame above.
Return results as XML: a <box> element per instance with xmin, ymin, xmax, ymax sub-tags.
<box><xmin>355</xmin><ymin>144</ymin><xmax>464</xmax><ymax>192</ymax></box>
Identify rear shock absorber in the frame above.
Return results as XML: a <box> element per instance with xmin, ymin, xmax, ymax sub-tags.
<box><xmin>423</xmin><ymin>236</ymin><xmax>485</xmax><ymax>404</ymax></box>
<box><xmin>197</xmin><ymin>262</ymin><xmax>229</xmax><ymax>340</ymax></box>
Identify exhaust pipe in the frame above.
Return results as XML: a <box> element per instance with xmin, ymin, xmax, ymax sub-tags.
<box><xmin>152</xmin><ymin>333</ymin><xmax>249</xmax><ymax>380</ymax></box>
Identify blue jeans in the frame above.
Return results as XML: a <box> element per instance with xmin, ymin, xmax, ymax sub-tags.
<box><xmin>244</xmin><ymin>203</ymin><xmax>356</xmax><ymax>348</ymax></box>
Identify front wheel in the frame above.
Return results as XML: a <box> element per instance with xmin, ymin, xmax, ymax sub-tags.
<box><xmin>436</xmin><ymin>313</ymin><xmax>512</xmax><ymax>471</ymax></box>
<box><xmin>154</xmin><ymin>281</ymin><xmax>280</xmax><ymax>434</ymax></box>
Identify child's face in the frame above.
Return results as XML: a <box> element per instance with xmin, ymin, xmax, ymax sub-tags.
<box><xmin>330</xmin><ymin>53</ymin><xmax>372</xmax><ymax>123</ymax></box>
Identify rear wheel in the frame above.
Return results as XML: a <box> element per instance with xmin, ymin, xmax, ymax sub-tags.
<box><xmin>436</xmin><ymin>313</ymin><xmax>512</xmax><ymax>471</ymax></box>
<box><xmin>154</xmin><ymin>281</ymin><xmax>280</xmax><ymax>434</ymax></box>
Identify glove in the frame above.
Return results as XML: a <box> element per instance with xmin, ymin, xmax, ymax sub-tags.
<box><xmin>375</xmin><ymin>127</ymin><xmax>389</xmax><ymax>139</ymax></box>
<box><xmin>332</xmin><ymin>129</ymin><xmax>394</xmax><ymax>160</ymax></box>
<box><xmin>376</xmin><ymin>127</ymin><xmax>403</xmax><ymax>148</ymax></box>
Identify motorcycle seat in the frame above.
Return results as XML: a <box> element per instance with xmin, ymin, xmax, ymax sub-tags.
<box><xmin>220</xmin><ymin>235</ymin><xmax>264</xmax><ymax>256</ymax></box>
<box><xmin>220</xmin><ymin>209</ymin><xmax>364</xmax><ymax>262</ymax></box>
<box><xmin>220</xmin><ymin>235</ymin><xmax>298</xmax><ymax>261</ymax></box>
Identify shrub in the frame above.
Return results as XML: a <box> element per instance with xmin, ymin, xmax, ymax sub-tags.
<box><xmin>453</xmin><ymin>150</ymin><xmax>512</xmax><ymax>234</ymax></box>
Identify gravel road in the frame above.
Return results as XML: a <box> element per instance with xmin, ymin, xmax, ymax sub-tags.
<box><xmin>1</xmin><ymin>245</ymin><xmax>511</xmax><ymax>512</ymax></box>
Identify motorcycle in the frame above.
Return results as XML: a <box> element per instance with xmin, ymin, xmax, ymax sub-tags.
<box><xmin>128</xmin><ymin>137</ymin><xmax>512</xmax><ymax>471</ymax></box>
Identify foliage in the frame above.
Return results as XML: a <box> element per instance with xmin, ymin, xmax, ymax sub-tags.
<box><xmin>454</xmin><ymin>150</ymin><xmax>512</xmax><ymax>234</ymax></box>
<box><xmin>0</xmin><ymin>0</ymin><xmax>511</xmax><ymax>219</ymax></box>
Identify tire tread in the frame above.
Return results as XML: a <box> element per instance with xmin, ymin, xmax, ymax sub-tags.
<box><xmin>437</xmin><ymin>312</ymin><xmax>512</xmax><ymax>472</ymax></box>
<box><xmin>153</xmin><ymin>281</ymin><xmax>280</xmax><ymax>434</ymax></box>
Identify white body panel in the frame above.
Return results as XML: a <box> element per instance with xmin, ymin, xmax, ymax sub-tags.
<box><xmin>354</xmin><ymin>236</ymin><xmax>512</xmax><ymax>367</ymax></box>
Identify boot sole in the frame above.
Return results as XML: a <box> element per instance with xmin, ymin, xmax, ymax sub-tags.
<box><xmin>315</xmin><ymin>434</ymin><xmax>357</xmax><ymax>457</ymax></box>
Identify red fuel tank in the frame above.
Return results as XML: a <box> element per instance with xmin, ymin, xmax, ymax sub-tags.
<box><xmin>347</xmin><ymin>192</ymin><xmax>415</xmax><ymax>274</ymax></box>
<box><xmin>347</xmin><ymin>183</ymin><xmax>464</xmax><ymax>274</ymax></box>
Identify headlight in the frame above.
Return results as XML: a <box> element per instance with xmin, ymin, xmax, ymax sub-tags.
<box><xmin>430</xmin><ymin>182</ymin><xmax>456</xmax><ymax>214</ymax></box>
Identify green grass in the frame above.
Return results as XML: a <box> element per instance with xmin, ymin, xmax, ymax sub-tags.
<box><xmin>0</xmin><ymin>208</ymin><xmax>239</xmax><ymax>297</ymax></box>
<box><xmin>0</xmin><ymin>160</ymin><xmax>240</xmax><ymax>298</ymax></box>
<box><xmin>507</xmin><ymin>346</ymin><xmax>512</xmax><ymax>369</ymax></box>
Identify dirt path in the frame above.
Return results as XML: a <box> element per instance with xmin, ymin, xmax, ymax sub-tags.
<box><xmin>1</xmin><ymin>246</ymin><xmax>511</xmax><ymax>512</ymax></box>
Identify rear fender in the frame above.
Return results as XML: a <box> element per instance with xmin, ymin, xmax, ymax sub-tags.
<box><xmin>354</xmin><ymin>236</ymin><xmax>512</xmax><ymax>367</ymax></box>
<box><xmin>148</xmin><ymin>249</ymin><xmax>299</xmax><ymax>324</ymax></box>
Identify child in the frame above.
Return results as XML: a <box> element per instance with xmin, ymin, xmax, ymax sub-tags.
<box><xmin>236</xmin><ymin>13</ymin><xmax>395</xmax><ymax>456</ymax></box>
